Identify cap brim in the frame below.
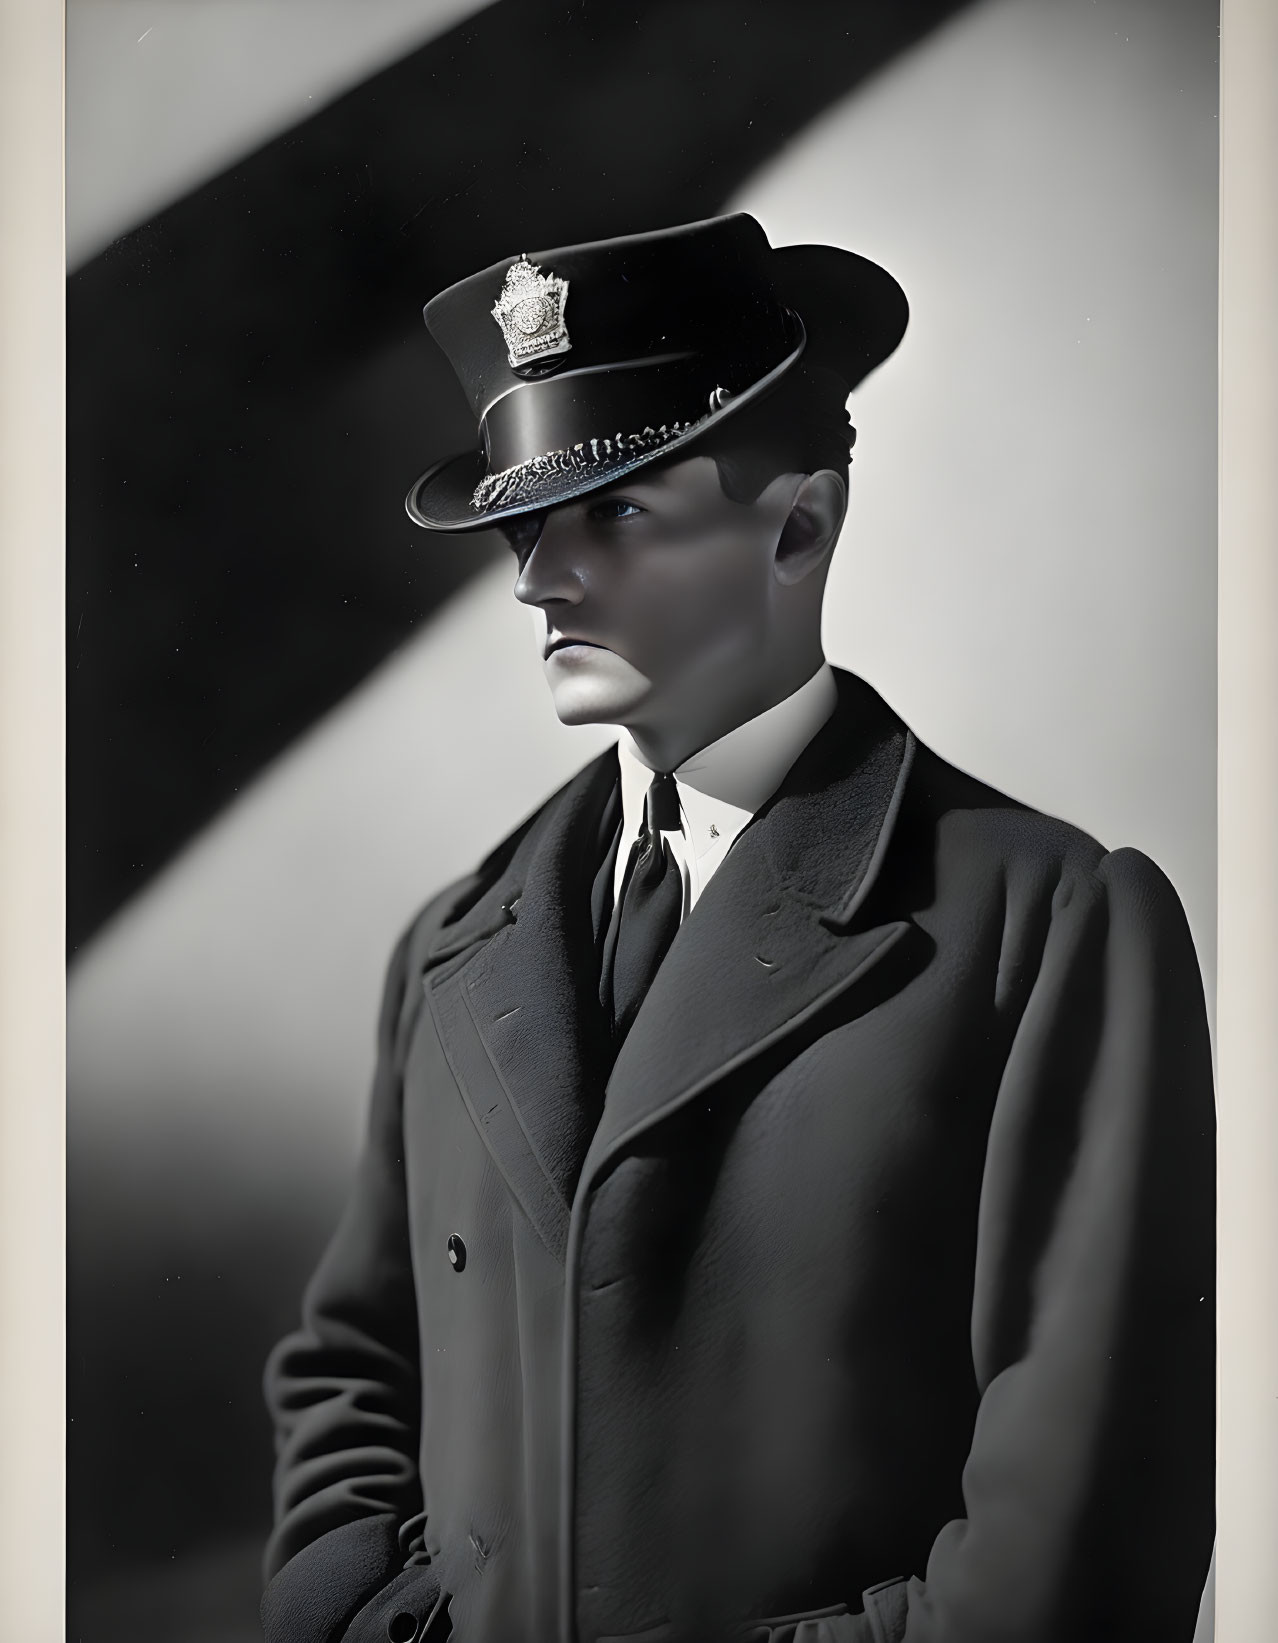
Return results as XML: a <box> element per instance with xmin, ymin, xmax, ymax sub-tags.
<box><xmin>771</xmin><ymin>243</ymin><xmax>909</xmax><ymax>391</ymax></box>
<box><xmin>405</xmin><ymin>317</ymin><xmax>807</xmax><ymax>533</ymax></box>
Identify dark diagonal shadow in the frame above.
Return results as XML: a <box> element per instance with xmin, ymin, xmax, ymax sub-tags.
<box><xmin>67</xmin><ymin>0</ymin><xmax>973</xmax><ymax>951</ymax></box>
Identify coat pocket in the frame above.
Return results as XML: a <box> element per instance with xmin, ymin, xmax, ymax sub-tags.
<box><xmin>746</xmin><ymin>1599</ymin><xmax>851</xmax><ymax>1641</ymax></box>
<box><xmin>860</xmin><ymin>1576</ymin><xmax>909</xmax><ymax>1643</ymax></box>
<box><xmin>598</xmin><ymin>1598</ymin><xmax>860</xmax><ymax>1643</ymax></box>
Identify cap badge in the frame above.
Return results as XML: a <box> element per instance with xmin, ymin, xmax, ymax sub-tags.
<box><xmin>491</xmin><ymin>255</ymin><xmax>571</xmax><ymax>369</ymax></box>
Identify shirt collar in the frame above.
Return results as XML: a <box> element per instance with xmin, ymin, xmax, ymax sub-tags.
<box><xmin>615</xmin><ymin>662</ymin><xmax>837</xmax><ymax>863</ymax></box>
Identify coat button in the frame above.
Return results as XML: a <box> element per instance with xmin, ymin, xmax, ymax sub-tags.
<box><xmin>386</xmin><ymin>1613</ymin><xmax>419</xmax><ymax>1642</ymax></box>
<box><xmin>447</xmin><ymin>1234</ymin><xmax>467</xmax><ymax>1273</ymax></box>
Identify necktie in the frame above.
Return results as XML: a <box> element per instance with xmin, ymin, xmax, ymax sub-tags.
<box><xmin>601</xmin><ymin>770</ymin><xmax>684</xmax><ymax>1045</ymax></box>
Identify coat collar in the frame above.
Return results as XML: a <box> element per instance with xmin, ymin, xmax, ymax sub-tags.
<box><xmin>421</xmin><ymin>669</ymin><xmax>915</xmax><ymax>1261</ymax></box>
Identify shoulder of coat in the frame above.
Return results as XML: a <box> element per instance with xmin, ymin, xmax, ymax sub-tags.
<box><xmin>903</xmin><ymin>739</ymin><xmax>1109</xmax><ymax>900</ymax></box>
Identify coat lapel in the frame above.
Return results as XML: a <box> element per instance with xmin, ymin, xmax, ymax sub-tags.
<box><xmin>580</xmin><ymin>671</ymin><xmax>917</xmax><ymax>1188</ymax></box>
<box><xmin>422</xmin><ymin>748</ymin><xmax>620</xmax><ymax>1263</ymax></box>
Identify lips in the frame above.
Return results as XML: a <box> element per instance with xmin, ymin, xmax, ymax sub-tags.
<box><xmin>544</xmin><ymin>635</ymin><xmax>607</xmax><ymax>660</ymax></box>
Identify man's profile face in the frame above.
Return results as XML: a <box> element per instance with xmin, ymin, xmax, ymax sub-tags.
<box><xmin>507</xmin><ymin>453</ymin><xmax>801</xmax><ymax>746</ymax></box>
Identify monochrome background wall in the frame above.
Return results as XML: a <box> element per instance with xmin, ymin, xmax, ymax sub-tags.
<box><xmin>66</xmin><ymin>1</ymin><xmax>1219</xmax><ymax>1638</ymax></box>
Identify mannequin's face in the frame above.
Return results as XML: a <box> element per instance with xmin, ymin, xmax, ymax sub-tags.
<box><xmin>508</xmin><ymin>454</ymin><xmax>811</xmax><ymax>763</ymax></box>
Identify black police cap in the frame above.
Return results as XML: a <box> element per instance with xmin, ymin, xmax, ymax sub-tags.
<box><xmin>405</xmin><ymin>212</ymin><xmax>907</xmax><ymax>532</ymax></box>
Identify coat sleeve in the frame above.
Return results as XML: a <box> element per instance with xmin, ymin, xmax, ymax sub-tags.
<box><xmin>828</xmin><ymin>846</ymin><xmax>1216</xmax><ymax>1643</ymax></box>
<box><xmin>260</xmin><ymin>922</ymin><xmax>449</xmax><ymax>1643</ymax></box>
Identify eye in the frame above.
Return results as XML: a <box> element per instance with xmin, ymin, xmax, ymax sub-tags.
<box><xmin>501</xmin><ymin>512</ymin><xmax>545</xmax><ymax>564</ymax></box>
<box><xmin>588</xmin><ymin>497</ymin><xmax>645</xmax><ymax>522</ymax></box>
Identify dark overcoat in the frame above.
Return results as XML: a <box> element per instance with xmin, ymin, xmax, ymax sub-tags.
<box><xmin>262</xmin><ymin>670</ymin><xmax>1215</xmax><ymax>1643</ymax></box>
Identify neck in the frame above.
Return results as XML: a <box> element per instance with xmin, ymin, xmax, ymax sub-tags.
<box><xmin>626</xmin><ymin>646</ymin><xmax>826</xmax><ymax>772</ymax></box>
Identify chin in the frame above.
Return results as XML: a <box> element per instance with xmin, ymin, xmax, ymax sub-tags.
<box><xmin>544</xmin><ymin>657</ymin><xmax>649</xmax><ymax>728</ymax></box>
<box><xmin>549</xmin><ymin>682</ymin><xmax>646</xmax><ymax>727</ymax></box>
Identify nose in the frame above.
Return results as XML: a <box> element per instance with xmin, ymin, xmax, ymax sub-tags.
<box><xmin>512</xmin><ymin>509</ymin><xmax>586</xmax><ymax>610</ymax></box>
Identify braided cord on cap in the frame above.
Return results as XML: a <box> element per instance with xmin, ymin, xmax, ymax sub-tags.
<box><xmin>471</xmin><ymin>421</ymin><xmax>699</xmax><ymax>512</ymax></box>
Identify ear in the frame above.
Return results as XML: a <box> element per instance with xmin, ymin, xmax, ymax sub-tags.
<box><xmin>773</xmin><ymin>469</ymin><xmax>847</xmax><ymax>586</ymax></box>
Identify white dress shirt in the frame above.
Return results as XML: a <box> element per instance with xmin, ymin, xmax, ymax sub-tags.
<box><xmin>612</xmin><ymin>662</ymin><xmax>838</xmax><ymax>919</ymax></box>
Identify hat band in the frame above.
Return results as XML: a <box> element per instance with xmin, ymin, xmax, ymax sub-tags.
<box><xmin>471</xmin><ymin>420</ymin><xmax>702</xmax><ymax>514</ymax></box>
<box><xmin>479</xmin><ymin>354</ymin><xmax>760</xmax><ymax>474</ymax></box>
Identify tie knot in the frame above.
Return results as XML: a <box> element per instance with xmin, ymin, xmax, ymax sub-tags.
<box><xmin>646</xmin><ymin>770</ymin><xmax>681</xmax><ymax>834</ymax></box>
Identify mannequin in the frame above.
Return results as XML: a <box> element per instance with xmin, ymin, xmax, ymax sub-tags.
<box><xmin>262</xmin><ymin>214</ymin><xmax>1214</xmax><ymax>1643</ymax></box>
